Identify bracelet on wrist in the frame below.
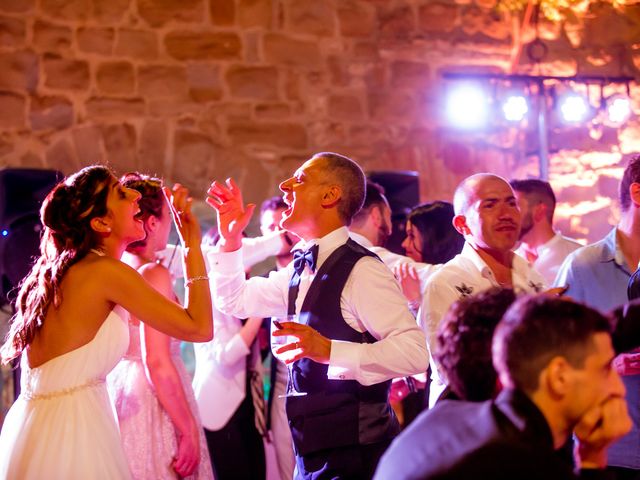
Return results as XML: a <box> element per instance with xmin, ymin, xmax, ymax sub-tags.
<box><xmin>185</xmin><ymin>275</ymin><xmax>209</xmax><ymax>287</ymax></box>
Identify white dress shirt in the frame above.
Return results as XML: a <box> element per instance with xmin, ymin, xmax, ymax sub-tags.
<box><xmin>209</xmin><ymin>227</ymin><xmax>428</xmax><ymax>386</ymax></box>
<box><xmin>192</xmin><ymin>306</ymin><xmax>255</xmax><ymax>430</ymax></box>
<box><xmin>515</xmin><ymin>232</ymin><xmax>582</xmax><ymax>286</ymax></box>
<box><xmin>349</xmin><ymin>232</ymin><xmax>440</xmax><ymax>301</ymax></box>
<box><xmin>420</xmin><ymin>242</ymin><xmax>546</xmax><ymax>406</ymax></box>
<box><xmin>162</xmin><ymin>231</ymin><xmax>284</xmax><ymax>279</ymax></box>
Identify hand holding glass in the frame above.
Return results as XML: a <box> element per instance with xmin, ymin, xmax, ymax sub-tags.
<box><xmin>271</xmin><ymin>315</ymin><xmax>306</xmax><ymax>397</ymax></box>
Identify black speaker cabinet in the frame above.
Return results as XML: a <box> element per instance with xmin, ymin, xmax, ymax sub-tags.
<box><xmin>0</xmin><ymin>169</ymin><xmax>62</xmax><ymax>304</ymax></box>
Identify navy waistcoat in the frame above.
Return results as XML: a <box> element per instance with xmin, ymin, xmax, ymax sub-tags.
<box><xmin>285</xmin><ymin>239</ymin><xmax>400</xmax><ymax>456</ymax></box>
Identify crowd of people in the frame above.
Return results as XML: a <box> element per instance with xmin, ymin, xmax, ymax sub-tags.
<box><xmin>0</xmin><ymin>150</ymin><xmax>640</xmax><ymax>480</ymax></box>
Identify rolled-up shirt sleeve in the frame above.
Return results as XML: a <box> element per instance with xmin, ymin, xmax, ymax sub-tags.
<box><xmin>327</xmin><ymin>257</ymin><xmax>429</xmax><ymax>385</ymax></box>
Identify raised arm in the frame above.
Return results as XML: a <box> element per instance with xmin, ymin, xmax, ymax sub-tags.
<box><xmin>206</xmin><ymin>178</ymin><xmax>255</xmax><ymax>252</ymax></box>
<box><xmin>103</xmin><ymin>184</ymin><xmax>213</xmax><ymax>342</ymax></box>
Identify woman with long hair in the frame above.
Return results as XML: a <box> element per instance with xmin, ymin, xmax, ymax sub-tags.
<box><xmin>108</xmin><ymin>173</ymin><xmax>213</xmax><ymax>479</ymax></box>
<box><xmin>0</xmin><ymin>165</ymin><xmax>212</xmax><ymax>479</ymax></box>
<box><xmin>401</xmin><ymin>201</ymin><xmax>464</xmax><ymax>265</ymax></box>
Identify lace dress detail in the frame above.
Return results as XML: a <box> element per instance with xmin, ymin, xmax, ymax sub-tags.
<box><xmin>108</xmin><ymin>322</ymin><xmax>214</xmax><ymax>480</ymax></box>
<box><xmin>0</xmin><ymin>310</ymin><xmax>131</xmax><ymax>479</ymax></box>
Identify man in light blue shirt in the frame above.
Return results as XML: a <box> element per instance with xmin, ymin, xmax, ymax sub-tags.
<box><xmin>555</xmin><ymin>153</ymin><xmax>640</xmax><ymax>476</ymax></box>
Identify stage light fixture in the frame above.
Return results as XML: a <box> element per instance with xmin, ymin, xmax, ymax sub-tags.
<box><xmin>559</xmin><ymin>93</ymin><xmax>591</xmax><ymax>123</ymax></box>
<box><xmin>1</xmin><ymin>230</ymin><xmax>7</xmax><ymax>237</ymax></box>
<box><xmin>446</xmin><ymin>83</ymin><xmax>489</xmax><ymax>129</ymax></box>
<box><xmin>502</xmin><ymin>95</ymin><xmax>529</xmax><ymax>122</ymax></box>
<box><xmin>606</xmin><ymin>95</ymin><xmax>631</xmax><ymax>125</ymax></box>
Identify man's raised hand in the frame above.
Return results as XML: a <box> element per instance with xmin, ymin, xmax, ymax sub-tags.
<box><xmin>206</xmin><ymin>178</ymin><xmax>255</xmax><ymax>252</ymax></box>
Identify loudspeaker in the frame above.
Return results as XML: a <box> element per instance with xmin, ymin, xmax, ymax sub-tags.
<box><xmin>367</xmin><ymin>171</ymin><xmax>420</xmax><ymax>255</ymax></box>
<box><xmin>0</xmin><ymin>169</ymin><xmax>62</xmax><ymax>305</ymax></box>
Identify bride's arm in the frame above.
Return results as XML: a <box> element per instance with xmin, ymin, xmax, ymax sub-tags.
<box><xmin>99</xmin><ymin>185</ymin><xmax>213</xmax><ymax>342</ymax></box>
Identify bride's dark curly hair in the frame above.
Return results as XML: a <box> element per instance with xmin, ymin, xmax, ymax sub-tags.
<box><xmin>1</xmin><ymin>165</ymin><xmax>114</xmax><ymax>363</ymax></box>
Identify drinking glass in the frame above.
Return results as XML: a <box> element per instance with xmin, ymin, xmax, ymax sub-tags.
<box><xmin>271</xmin><ymin>314</ymin><xmax>307</xmax><ymax>397</ymax></box>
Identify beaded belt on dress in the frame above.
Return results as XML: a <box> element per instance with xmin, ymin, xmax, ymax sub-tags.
<box><xmin>22</xmin><ymin>378</ymin><xmax>105</xmax><ymax>401</ymax></box>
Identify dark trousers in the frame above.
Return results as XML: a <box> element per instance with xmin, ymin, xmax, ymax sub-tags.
<box><xmin>204</xmin><ymin>393</ymin><xmax>265</xmax><ymax>480</ymax></box>
<box><xmin>294</xmin><ymin>439</ymin><xmax>391</xmax><ymax>480</ymax></box>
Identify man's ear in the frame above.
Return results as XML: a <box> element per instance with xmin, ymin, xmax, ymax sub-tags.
<box><xmin>321</xmin><ymin>185</ymin><xmax>341</xmax><ymax>208</ymax></box>
<box><xmin>545</xmin><ymin>356</ymin><xmax>571</xmax><ymax>397</ymax></box>
<box><xmin>453</xmin><ymin>214</ymin><xmax>470</xmax><ymax>236</ymax></box>
<box><xmin>370</xmin><ymin>205</ymin><xmax>383</xmax><ymax>227</ymax></box>
<box><xmin>533</xmin><ymin>203</ymin><xmax>547</xmax><ymax>223</ymax></box>
<box><xmin>630</xmin><ymin>182</ymin><xmax>640</xmax><ymax>208</ymax></box>
<box><xmin>90</xmin><ymin>216</ymin><xmax>112</xmax><ymax>234</ymax></box>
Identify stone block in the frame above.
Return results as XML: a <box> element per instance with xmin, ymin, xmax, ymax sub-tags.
<box><xmin>86</xmin><ymin>97</ymin><xmax>145</xmax><ymax>119</ymax></box>
<box><xmin>228</xmin><ymin>122</ymin><xmax>307</xmax><ymax>149</ymax></box>
<box><xmin>33</xmin><ymin>20</ymin><xmax>72</xmax><ymax>53</ymax></box>
<box><xmin>172</xmin><ymin>129</ymin><xmax>218</xmax><ymax>192</ymax></box>
<box><xmin>101</xmin><ymin>123</ymin><xmax>137</xmax><ymax>172</ymax></box>
<box><xmin>137</xmin><ymin>0</ymin><xmax>204</xmax><ymax>27</ymax></box>
<box><xmin>165</xmin><ymin>31</ymin><xmax>241</xmax><ymax>60</ymax></box>
<box><xmin>20</xmin><ymin>151</ymin><xmax>44</xmax><ymax>168</ymax></box>
<box><xmin>138</xmin><ymin>120</ymin><xmax>167</xmax><ymax>174</ymax></box>
<box><xmin>0</xmin><ymin>50</ymin><xmax>38</xmax><ymax>93</ymax></box>
<box><xmin>307</xmin><ymin>120</ymin><xmax>347</xmax><ymax>148</ymax></box>
<box><xmin>41</xmin><ymin>0</ymin><xmax>89</xmax><ymax>21</ymax></box>
<box><xmin>337</xmin><ymin>0</ymin><xmax>376</xmax><ymax>37</ymax></box>
<box><xmin>584</xmin><ymin>2</ymin><xmax>640</xmax><ymax>48</ymax></box>
<box><xmin>0</xmin><ymin>0</ymin><xmax>34</xmax><ymax>13</ymax></box>
<box><xmin>264</xmin><ymin>33</ymin><xmax>322</xmax><ymax>68</ymax></box>
<box><xmin>43</xmin><ymin>56</ymin><xmax>90</xmax><ymax>91</ymax></box>
<box><xmin>187</xmin><ymin>63</ymin><xmax>223</xmax><ymax>101</ymax></box>
<box><xmin>378</xmin><ymin>5</ymin><xmax>415</xmax><ymax>39</ymax></box>
<box><xmin>147</xmin><ymin>96</ymin><xmax>202</xmax><ymax>116</ymax></box>
<box><xmin>237</xmin><ymin>0</ymin><xmax>272</xmax><ymax>28</ymax></box>
<box><xmin>72</xmin><ymin>125</ymin><xmax>105</xmax><ymax>165</ymax></box>
<box><xmin>390</xmin><ymin>61</ymin><xmax>430</xmax><ymax>89</ymax></box>
<box><xmin>0</xmin><ymin>92</ymin><xmax>26</xmax><ymax>128</ymax></box>
<box><xmin>328</xmin><ymin>94</ymin><xmax>363</xmax><ymax>120</ymax></box>
<box><xmin>226</xmin><ymin>65</ymin><xmax>279</xmax><ymax>100</ymax></box>
<box><xmin>254</xmin><ymin>103</ymin><xmax>291</xmax><ymax>119</ymax></box>
<box><xmin>138</xmin><ymin>65</ymin><xmax>188</xmax><ymax>97</ymax></box>
<box><xmin>29</xmin><ymin>95</ymin><xmax>73</xmax><ymax>131</ymax></box>
<box><xmin>210</xmin><ymin>0</ymin><xmax>234</xmax><ymax>25</ymax></box>
<box><xmin>441</xmin><ymin>140</ymin><xmax>474</xmax><ymax>175</ymax></box>
<box><xmin>0</xmin><ymin>16</ymin><xmax>25</xmax><ymax>48</ymax></box>
<box><xmin>96</xmin><ymin>61</ymin><xmax>135</xmax><ymax>95</ymax></box>
<box><xmin>418</xmin><ymin>2</ymin><xmax>458</xmax><ymax>33</ymax></box>
<box><xmin>46</xmin><ymin>139</ymin><xmax>79</xmax><ymax>172</ymax></box>
<box><xmin>77</xmin><ymin>27</ymin><xmax>114</xmax><ymax>55</ymax></box>
<box><xmin>92</xmin><ymin>0</ymin><xmax>130</xmax><ymax>23</ymax></box>
<box><xmin>352</xmin><ymin>42</ymin><xmax>379</xmax><ymax>61</ymax></box>
<box><xmin>115</xmin><ymin>29</ymin><xmax>158</xmax><ymax>59</ymax></box>
<box><xmin>288</xmin><ymin>0</ymin><xmax>335</xmax><ymax>36</ymax></box>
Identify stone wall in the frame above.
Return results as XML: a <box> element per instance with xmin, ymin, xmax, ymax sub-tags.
<box><xmin>1</xmin><ymin>0</ymin><xmax>640</xmax><ymax>241</ymax></box>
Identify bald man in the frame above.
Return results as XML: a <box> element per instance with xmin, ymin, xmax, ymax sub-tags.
<box><xmin>419</xmin><ymin>173</ymin><xmax>546</xmax><ymax>406</ymax></box>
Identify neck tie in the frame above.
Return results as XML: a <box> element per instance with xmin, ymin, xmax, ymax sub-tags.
<box><xmin>288</xmin><ymin>245</ymin><xmax>319</xmax><ymax>315</ymax></box>
<box><xmin>247</xmin><ymin>340</ymin><xmax>267</xmax><ymax>437</ymax></box>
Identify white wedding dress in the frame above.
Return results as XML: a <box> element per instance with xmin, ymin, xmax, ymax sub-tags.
<box><xmin>0</xmin><ymin>310</ymin><xmax>132</xmax><ymax>479</ymax></box>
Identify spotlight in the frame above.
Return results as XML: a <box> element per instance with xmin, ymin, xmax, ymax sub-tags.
<box><xmin>502</xmin><ymin>95</ymin><xmax>528</xmax><ymax>122</ymax></box>
<box><xmin>1</xmin><ymin>229</ymin><xmax>7</xmax><ymax>237</ymax></box>
<box><xmin>446</xmin><ymin>84</ymin><xmax>489</xmax><ymax>129</ymax></box>
<box><xmin>559</xmin><ymin>93</ymin><xmax>591</xmax><ymax>123</ymax></box>
<box><xmin>606</xmin><ymin>95</ymin><xmax>631</xmax><ymax>125</ymax></box>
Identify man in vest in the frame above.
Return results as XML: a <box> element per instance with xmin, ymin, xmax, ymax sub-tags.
<box><xmin>206</xmin><ymin>151</ymin><xmax>428</xmax><ymax>479</ymax></box>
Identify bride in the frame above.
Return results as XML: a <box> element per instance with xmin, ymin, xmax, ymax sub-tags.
<box><xmin>0</xmin><ymin>165</ymin><xmax>213</xmax><ymax>479</ymax></box>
